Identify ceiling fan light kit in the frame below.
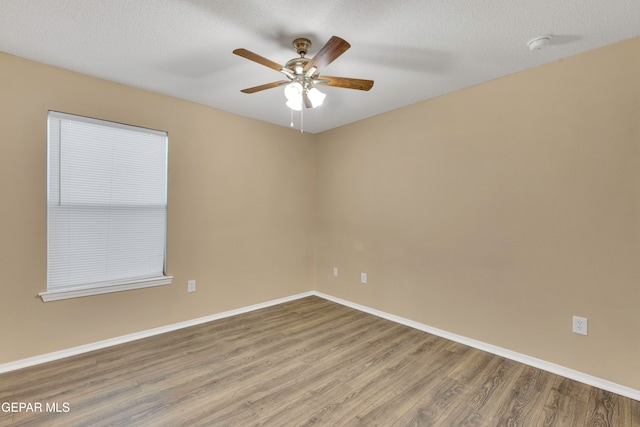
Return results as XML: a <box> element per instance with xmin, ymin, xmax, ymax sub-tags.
<box><xmin>285</xmin><ymin>82</ymin><xmax>326</xmax><ymax>111</ymax></box>
<box><xmin>233</xmin><ymin>35</ymin><xmax>374</xmax><ymax>131</ymax></box>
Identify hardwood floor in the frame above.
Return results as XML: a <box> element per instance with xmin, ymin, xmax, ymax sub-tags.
<box><xmin>1</xmin><ymin>296</ymin><xmax>638</xmax><ymax>426</ymax></box>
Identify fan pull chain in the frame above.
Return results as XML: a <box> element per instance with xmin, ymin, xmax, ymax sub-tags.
<box><xmin>288</xmin><ymin>108</ymin><xmax>304</xmax><ymax>133</ymax></box>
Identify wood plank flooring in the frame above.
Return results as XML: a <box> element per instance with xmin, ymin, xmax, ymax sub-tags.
<box><xmin>1</xmin><ymin>296</ymin><xmax>638</xmax><ymax>426</ymax></box>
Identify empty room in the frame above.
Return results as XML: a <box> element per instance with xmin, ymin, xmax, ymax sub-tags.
<box><xmin>1</xmin><ymin>1</ymin><xmax>639</xmax><ymax>426</ymax></box>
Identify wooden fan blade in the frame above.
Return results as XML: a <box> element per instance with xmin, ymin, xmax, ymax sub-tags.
<box><xmin>233</xmin><ymin>48</ymin><xmax>286</xmax><ymax>73</ymax></box>
<box><xmin>316</xmin><ymin>76</ymin><xmax>374</xmax><ymax>91</ymax></box>
<box><xmin>240</xmin><ymin>80</ymin><xmax>288</xmax><ymax>94</ymax></box>
<box><xmin>304</xmin><ymin>36</ymin><xmax>350</xmax><ymax>73</ymax></box>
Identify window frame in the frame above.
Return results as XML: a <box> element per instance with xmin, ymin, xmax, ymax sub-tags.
<box><xmin>40</xmin><ymin>111</ymin><xmax>172</xmax><ymax>302</ymax></box>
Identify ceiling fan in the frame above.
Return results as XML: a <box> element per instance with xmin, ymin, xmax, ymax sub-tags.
<box><xmin>233</xmin><ymin>35</ymin><xmax>374</xmax><ymax>111</ymax></box>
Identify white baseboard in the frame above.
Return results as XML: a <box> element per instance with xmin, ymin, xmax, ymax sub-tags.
<box><xmin>2</xmin><ymin>289</ymin><xmax>638</xmax><ymax>402</ymax></box>
<box><xmin>312</xmin><ymin>291</ymin><xmax>640</xmax><ymax>402</ymax></box>
<box><xmin>0</xmin><ymin>291</ymin><xmax>314</xmax><ymax>375</ymax></box>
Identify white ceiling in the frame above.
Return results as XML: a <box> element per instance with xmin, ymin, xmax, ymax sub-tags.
<box><xmin>0</xmin><ymin>1</ymin><xmax>638</xmax><ymax>134</ymax></box>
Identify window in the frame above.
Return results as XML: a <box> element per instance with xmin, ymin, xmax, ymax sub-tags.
<box><xmin>41</xmin><ymin>111</ymin><xmax>172</xmax><ymax>301</ymax></box>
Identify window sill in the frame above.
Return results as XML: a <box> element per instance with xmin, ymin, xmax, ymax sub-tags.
<box><xmin>39</xmin><ymin>276</ymin><xmax>173</xmax><ymax>302</ymax></box>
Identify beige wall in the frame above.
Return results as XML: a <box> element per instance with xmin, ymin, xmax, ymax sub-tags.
<box><xmin>1</xmin><ymin>37</ymin><xmax>639</xmax><ymax>391</ymax></box>
<box><xmin>0</xmin><ymin>52</ymin><xmax>315</xmax><ymax>363</ymax></box>
<box><xmin>315</xmin><ymin>37</ymin><xmax>640</xmax><ymax>390</ymax></box>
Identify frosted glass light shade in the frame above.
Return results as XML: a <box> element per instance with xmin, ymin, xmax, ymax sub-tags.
<box><xmin>307</xmin><ymin>87</ymin><xmax>326</xmax><ymax>107</ymax></box>
<box><xmin>286</xmin><ymin>98</ymin><xmax>303</xmax><ymax>111</ymax></box>
<box><xmin>284</xmin><ymin>82</ymin><xmax>303</xmax><ymax>111</ymax></box>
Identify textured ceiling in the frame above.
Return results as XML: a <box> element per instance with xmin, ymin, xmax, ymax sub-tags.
<box><xmin>0</xmin><ymin>0</ymin><xmax>638</xmax><ymax>133</ymax></box>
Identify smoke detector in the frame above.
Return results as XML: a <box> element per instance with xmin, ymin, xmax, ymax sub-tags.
<box><xmin>527</xmin><ymin>35</ymin><xmax>552</xmax><ymax>50</ymax></box>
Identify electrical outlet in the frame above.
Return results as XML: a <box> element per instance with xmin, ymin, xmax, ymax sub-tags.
<box><xmin>572</xmin><ymin>316</ymin><xmax>588</xmax><ymax>335</ymax></box>
<box><xmin>333</xmin><ymin>267</ymin><xmax>338</xmax><ymax>277</ymax></box>
<box><xmin>187</xmin><ymin>280</ymin><xmax>196</xmax><ymax>293</ymax></box>
<box><xmin>361</xmin><ymin>272</ymin><xmax>367</xmax><ymax>284</ymax></box>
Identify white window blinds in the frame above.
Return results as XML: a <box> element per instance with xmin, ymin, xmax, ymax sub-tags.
<box><xmin>42</xmin><ymin>111</ymin><xmax>172</xmax><ymax>301</ymax></box>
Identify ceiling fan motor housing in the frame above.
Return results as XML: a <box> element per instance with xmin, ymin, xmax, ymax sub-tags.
<box><xmin>285</xmin><ymin>57</ymin><xmax>310</xmax><ymax>75</ymax></box>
